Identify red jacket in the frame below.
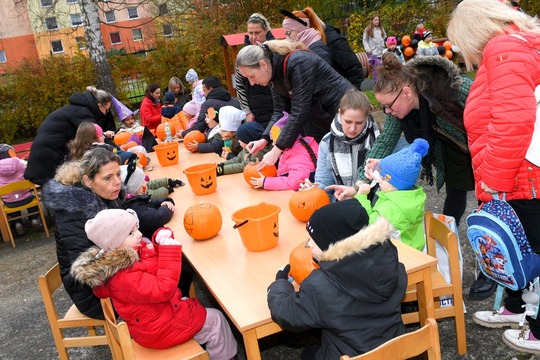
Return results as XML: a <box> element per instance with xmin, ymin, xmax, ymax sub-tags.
<box><xmin>139</xmin><ymin>97</ymin><xmax>162</xmax><ymax>131</ymax></box>
<box><xmin>464</xmin><ymin>31</ymin><xmax>540</xmax><ymax>202</ymax></box>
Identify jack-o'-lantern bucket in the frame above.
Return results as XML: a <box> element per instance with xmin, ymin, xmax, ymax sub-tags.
<box><xmin>153</xmin><ymin>142</ymin><xmax>179</xmax><ymax>166</ymax></box>
<box><xmin>232</xmin><ymin>203</ymin><xmax>281</xmax><ymax>252</ymax></box>
<box><xmin>183</xmin><ymin>163</ymin><xmax>218</xmax><ymax>195</ymax></box>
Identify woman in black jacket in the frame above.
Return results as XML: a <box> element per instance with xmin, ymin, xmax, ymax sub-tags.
<box><xmin>236</xmin><ymin>39</ymin><xmax>354</xmax><ymax>170</ymax></box>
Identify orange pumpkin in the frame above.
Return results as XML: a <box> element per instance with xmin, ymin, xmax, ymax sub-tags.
<box><xmin>113</xmin><ymin>131</ymin><xmax>131</xmax><ymax>146</ymax></box>
<box><xmin>183</xmin><ymin>130</ymin><xmax>206</xmax><ymax>152</ymax></box>
<box><xmin>289</xmin><ymin>188</ymin><xmax>330</xmax><ymax>222</ymax></box>
<box><xmin>156</xmin><ymin>121</ymin><xmax>177</xmax><ymax>141</ymax></box>
<box><xmin>183</xmin><ymin>202</ymin><xmax>222</xmax><ymax>240</ymax></box>
<box><xmin>134</xmin><ymin>151</ymin><xmax>148</xmax><ymax>168</ymax></box>
<box><xmin>243</xmin><ymin>162</ymin><xmax>278</xmax><ymax>188</ymax></box>
<box><xmin>289</xmin><ymin>241</ymin><xmax>320</xmax><ymax>284</ymax></box>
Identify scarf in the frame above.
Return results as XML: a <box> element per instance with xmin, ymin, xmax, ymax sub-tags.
<box><xmin>297</xmin><ymin>28</ymin><xmax>322</xmax><ymax>48</ymax></box>
<box><xmin>329</xmin><ymin>114</ymin><xmax>379</xmax><ymax>186</ymax></box>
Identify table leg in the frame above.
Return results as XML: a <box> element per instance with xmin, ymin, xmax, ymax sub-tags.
<box><xmin>243</xmin><ymin>328</ymin><xmax>262</xmax><ymax>360</ymax></box>
<box><xmin>416</xmin><ymin>266</ymin><xmax>435</xmax><ymax>325</ymax></box>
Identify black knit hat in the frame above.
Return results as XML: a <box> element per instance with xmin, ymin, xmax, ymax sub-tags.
<box><xmin>422</xmin><ymin>30</ymin><xmax>433</xmax><ymax>40</ymax></box>
<box><xmin>306</xmin><ymin>199</ymin><xmax>369</xmax><ymax>251</ymax></box>
<box><xmin>236</xmin><ymin>122</ymin><xmax>264</xmax><ymax>144</ymax></box>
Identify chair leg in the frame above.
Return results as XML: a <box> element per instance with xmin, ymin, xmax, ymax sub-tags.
<box><xmin>87</xmin><ymin>326</ymin><xmax>98</xmax><ymax>336</ymax></box>
<box><xmin>454</xmin><ymin>298</ymin><xmax>467</xmax><ymax>354</ymax></box>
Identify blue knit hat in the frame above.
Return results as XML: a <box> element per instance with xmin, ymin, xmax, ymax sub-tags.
<box><xmin>377</xmin><ymin>138</ymin><xmax>429</xmax><ymax>190</ymax></box>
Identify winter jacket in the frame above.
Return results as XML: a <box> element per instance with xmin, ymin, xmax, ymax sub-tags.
<box><xmin>267</xmin><ymin>218</ymin><xmax>406</xmax><ymax>360</ymax></box>
<box><xmin>465</xmin><ymin>31</ymin><xmax>540</xmax><ymax>201</ymax></box>
<box><xmin>122</xmin><ymin>194</ymin><xmax>174</xmax><ymax>239</ymax></box>
<box><xmin>308</xmin><ymin>40</ymin><xmax>332</xmax><ymax>65</ymax></box>
<box><xmin>264</xmin><ymin>137</ymin><xmax>318</xmax><ymax>191</ymax></box>
<box><xmin>139</xmin><ymin>97</ymin><xmax>162</xmax><ymax>131</ymax></box>
<box><xmin>219</xmin><ymin>144</ymin><xmax>272</xmax><ymax>175</ymax></box>
<box><xmin>0</xmin><ymin>158</ymin><xmax>30</xmax><ymax>203</ymax></box>
<box><xmin>24</xmin><ymin>91</ymin><xmax>109</xmax><ymax>185</ymax></box>
<box><xmin>71</xmin><ymin>242</ymin><xmax>206</xmax><ymax>350</ymax></box>
<box><xmin>267</xmin><ymin>50</ymin><xmax>354</xmax><ymax>149</ymax></box>
<box><xmin>324</xmin><ymin>25</ymin><xmax>364</xmax><ymax>90</ymax></box>
<box><xmin>362</xmin><ymin>27</ymin><xmax>385</xmax><ymax>58</ymax></box>
<box><xmin>42</xmin><ymin>180</ymin><xmax>124</xmax><ymax>319</ymax></box>
<box><xmin>181</xmin><ymin>87</ymin><xmax>241</xmax><ymax>138</ymax></box>
<box><xmin>198</xmin><ymin>125</ymin><xmax>223</xmax><ymax>155</ymax></box>
<box><xmin>359</xmin><ymin>56</ymin><xmax>474</xmax><ymax>192</ymax></box>
<box><xmin>355</xmin><ymin>186</ymin><xmax>426</xmax><ymax>250</ymax></box>
<box><xmin>416</xmin><ymin>41</ymin><xmax>439</xmax><ymax>57</ymax></box>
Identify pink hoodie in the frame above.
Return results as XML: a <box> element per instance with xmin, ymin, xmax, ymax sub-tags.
<box><xmin>0</xmin><ymin>157</ymin><xmax>31</xmax><ymax>203</ymax></box>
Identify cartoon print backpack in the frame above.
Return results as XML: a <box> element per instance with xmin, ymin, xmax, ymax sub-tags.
<box><xmin>466</xmin><ymin>194</ymin><xmax>540</xmax><ymax>291</ymax></box>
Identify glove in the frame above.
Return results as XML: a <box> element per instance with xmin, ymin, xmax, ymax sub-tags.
<box><xmin>216</xmin><ymin>163</ymin><xmax>224</xmax><ymax>176</ymax></box>
<box><xmin>166</xmin><ymin>186</ymin><xmax>175</xmax><ymax>194</ymax></box>
<box><xmin>158</xmin><ymin>238</ymin><xmax>180</xmax><ymax>246</ymax></box>
<box><xmin>275</xmin><ymin>264</ymin><xmax>291</xmax><ymax>281</ymax></box>
<box><xmin>154</xmin><ymin>228</ymin><xmax>175</xmax><ymax>245</ymax></box>
<box><xmin>168</xmin><ymin>178</ymin><xmax>185</xmax><ymax>187</ymax></box>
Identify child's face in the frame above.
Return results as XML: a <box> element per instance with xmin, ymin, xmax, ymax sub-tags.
<box><xmin>205</xmin><ymin>116</ymin><xmax>218</xmax><ymax>129</ymax></box>
<box><xmin>306</xmin><ymin>238</ymin><xmax>323</xmax><ymax>259</ymax></box>
<box><xmin>123</xmin><ymin>116</ymin><xmax>136</xmax><ymax>128</ymax></box>
<box><xmin>120</xmin><ymin>224</ymin><xmax>143</xmax><ymax>249</ymax></box>
<box><xmin>387</xmin><ymin>44</ymin><xmax>397</xmax><ymax>51</ymax></box>
<box><xmin>376</xmin><ymin>176</ymin><xmax>397</xmax><ymax>193</ymax></box>
<box><xmin>220</xmin><ymin>130</ymin><xmax>235</xmax><ymax>141</ymax></box>
<box><xmin>136</xmin><ymin>180</ymin><xmax>148</xmax><ymax>195</ymax></box>
<box><xmin>340</xmin><ymin>108</ymin><xmax>370</xmax><ymax>139</ymax></box>
<box><xmin>424</xmin><ymin>35</ymin><xmax>433</xmax><ymax>43</ymax></box>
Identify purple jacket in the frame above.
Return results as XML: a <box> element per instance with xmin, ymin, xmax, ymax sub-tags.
<box><xmin>264</xmin><ymin>137</ymin><xmax>319</xmax><ymax>191</ymax></box>
<box><xmin>0</xmin><ymin>158</ymin><xmax>30</xmax><ymax>203</ymax></box>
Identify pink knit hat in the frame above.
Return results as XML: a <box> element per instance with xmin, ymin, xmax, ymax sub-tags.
<box><xmin>183</xmin><ymin>100</ymin><xmax>200</xmax><ymax>116</ymax></box>
<box><xmin>93</xmin><ymin>124</ymin><xmax>103</xmax><ymax>138</ymax></box>
<box><xmin>85</xmin><ymin>209</ymin><xmax>139</xmax><ymax>251</ymax></box>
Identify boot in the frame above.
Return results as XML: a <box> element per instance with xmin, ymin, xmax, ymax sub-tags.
<box><xmin>469</xmin><ymin>272</ymin><xmax>497</xmax><ymax>300</ymax></box>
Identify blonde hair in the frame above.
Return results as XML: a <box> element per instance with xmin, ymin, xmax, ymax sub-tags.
<box><xmin>339</xmin><ymin>89</ymin><xmax>371</xmax><ymax>117</ymax></box>
<box><xmin>55</xmin><ymin>160</ymin><xmax>83</xmax><ymax>186</ymax></box>
<box><xmin>247</xmin><ymin>13</ymin><xmax>271</xmax><ymax>31</ymax></box>
<box><xmin>448</xmin><ymin>0</ymin><xmax>540</xmax><ymax>70</ymax></box>
<box><xmin>236</xmin><ymin>40</ymin><xmax>306</xmax><ymax>68</ymax></box>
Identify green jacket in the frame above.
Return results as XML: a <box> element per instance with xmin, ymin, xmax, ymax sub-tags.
<box><xmin>220</xmin><ymin>145</ymin><xmax>272</xmax><ymax>175</ymax></box>
<box><xmin>147</xmin><ymin>177</ymin><xmax>169</xmax><ymax>198</ymax></box>
<box><xmin>355</xmin><ymin>186</ymin><xmax>426</xmax><ymax>250</ymax></box>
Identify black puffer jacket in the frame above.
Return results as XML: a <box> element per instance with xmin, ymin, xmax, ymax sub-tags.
<box><xmin>308</xmin><ymin>40</ymin><xmax>332</xmax><ymax>65</ymax></box>
<box><xmin>42</xmin><ymin>180</ymin><xmax>124</xmax><ymax>319</ymax></box>
<box><xmin>24</xmin><ymin>91</ymin><xmax>108</xmax><ymax>185</ymax></box>
<box><xmin>267</xmin><ymin>50</ymin><xmax>354</xmax><ymax>148</ymax></box>
<box><xmin>325</xmin><ymin>25</ymin><xmax>365</xmax><ymax>90</ymax></box>
<box><xmin>181</xmin><ymin>87</ymin><xmax>241</xmax><ymax>137</ymax></box>
<box><xmin>122</xmin><ymin>195</ymin><xmax>174</xmax><ymax>239</ymax></box>
<box><xmin>267</xmin><ymin>218</ymin><xmax>406</xmax><ymax>360</ymax></box>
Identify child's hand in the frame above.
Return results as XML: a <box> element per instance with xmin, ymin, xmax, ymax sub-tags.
<box><xmin>221</xmin><ymin>147</ymin><xmax>230</xmax><ymax>158</ymax></box>
<box><xmin>356</xmin><ymin>183</ymin><xmax>371</xmax><ymax>195</ymax></box>
<box><xmin>186</xmin><ymin>140</ymin><xmax>199</xmax><ymax>152</ymax></box>
<box><xmin>161</xmin><ymin>201</ymin><xmax>175</xmax><ymax>211</ymax></box>
<box><xmin>250</xmin><ymin>173</ymin><xmax>265</xmax><ymax>189</ymax></box>
<box><xmin>275</xmin><ymin>264</ymin><xmax>291</xmax><ymax>281</ymax></box>
<box><xmin>104</xmin><ymin>131</ymin><xmax>115</xmax><ymax>139</ymax></box>
<box><xmin>299</xmin><ymin>178</ymin><xmax>320</xmax><ymax>191</ymax></box>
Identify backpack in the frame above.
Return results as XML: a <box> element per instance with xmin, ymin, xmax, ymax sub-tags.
<box><xmin>466</xmin><ymin>194</ymin><xmax>540</xmax><ymax>291</ymax></box>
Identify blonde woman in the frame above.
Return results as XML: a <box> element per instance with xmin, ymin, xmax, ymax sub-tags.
<box><xmin>448</xmin><ymin>0</ymin><xmax>540</xmax><ymax>354</ymax></box>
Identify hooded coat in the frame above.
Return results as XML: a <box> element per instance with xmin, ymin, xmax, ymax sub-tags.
<box><xmin>324</xmin><ymin>25</ymin><xmax>365</xmax><ymax>90</ymax></box>
<box><xmin>0</xmin><ymin>158</ymin><xmax>30</xmax><ymax>203</ymax></box>
<box><xmin>267</xmin><ymin>218</ymin><xmax>406</xmax><ymax>360</ymax></box>
<box><xmin>70</xmin><ymin>242</ymin><xmax>206</xmax><ymax>350</ymax></box>
<box><xmin>24</xmin><ymin>91</ymin><xmax>109</xmax><ymax>185</ymax></box>
<box><xmin>139</xmin><ymin>96</ymin><xmax>162</xmax><ymax>132</ymax></box>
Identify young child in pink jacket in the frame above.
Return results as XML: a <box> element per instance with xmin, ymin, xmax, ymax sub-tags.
<box><xmin>250</xmin><ymin>113</ymin><xmax>318</xmax><ymax>191</ymax></box>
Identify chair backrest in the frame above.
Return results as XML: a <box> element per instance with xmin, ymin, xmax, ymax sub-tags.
<box><xmin>38</xmin><ymin>263</ymin><xmax>63</xmax><ymax>323</ymax></box>
<box><xmin>101</xmin><ymin>297</ymin><xmax>136</xmax><ymax>360</ymax></box>
<box><xmin>0</xmin><ymin>179</ymin><xmax>36</xmax><ymax>197</ymax></box>
<box><xmin>340</xmin><ymin>318</ymin><xmax>442</xmax><ymax>360</ymax></box>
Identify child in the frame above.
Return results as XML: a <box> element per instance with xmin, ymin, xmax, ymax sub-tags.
<box><xmin>185</xmin><ymin>68</ymin><xmax>206</xmax><ymax>105</ymax></box>
<box><xmin>412</xmin><ymin>22</ymin><xmax>426</xmax><ymax>41</ymax></box>
<box><xmin>71</xmin><ymin>209</ymin><xmax>237</xmax><ymax>358</ymax></box>
<box><xmin>216</xmin><ymin>122</ymin><xmax>272</xmax><ymax>176</ymax></box>
<box><xmin>185</xmin><ymin>107</ymin><xmax>223</xmax><ymax>155</ymax></box>
<box><xmin>217</xmin><ymin>106</ymin><xmax>244</xmax><ymax>160</ymax></box>
<box><xmin>113</xmin><ymin>97</ymin><xmax>157</xmax><ymax>153</ymax></box>
<box><xmin>0</xmin><ymin>144</ymin><xmax>42</xmax><ymax>235</ymax></box>
<box><xmin>382</xmin><ymin>36</ymin><xmax>405</xmax><ymax>64</ymax></box>
<box><xmin>250</xmin><ymin>113</ymin><xmax>318</xmax><ymax>191</ymax></box>
<box><xmin>69</xmin><ymin>122</ymin><xmax>105</xmax><ymax>160</ymax></box>
<box><xmin>354</xmin><ymin>138</ymin><xmax>429</xmax><ymax>250</ymax></box>
<box><xmin>162</xmin><ymin>91</ymin><xmax>181</xmax><ymax>119</ymax></box>
<box><xmin>416</xmin><ymin>30</ymin><xmax>439</xmax><ymax>57</ymax></box>
<box><xmin>267</xmin><ymin>199</ymin><xmax>406</xmax><ymax>359</ymax></box>
<box><xmin>181</xmin><ymin>100</ymin><xmax>201</xmax><ymax>135</ymax></box>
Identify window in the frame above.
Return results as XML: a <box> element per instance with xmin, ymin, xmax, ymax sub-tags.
<box><xmin>75</xmin><ymin>36</ymin><xmax>86</xmax><ymax>50</ymax></box>
<box><xmin>66</xmin><ymin>0</ymin><xmax>79</xmax><ymax>3</ymax></box>
<box><xmin>132</xmin><ymin>29</ymin><xmax>143</xmax><ymax>41</ymax></box>
<box><xmin>127</xmin><ymin>7</ymin><xmax>139</xmax><ymax>19</ymax></box>
<box><xmin>71</xmin><ymin>13</ymin><xmax>83</xmax><ymax>27</ymax></box>
<box><xmin>110</xmin><ymin>32</ymin><xmax>121</xmax><ymax>45</ymax></box>
<box><xmin>45</xmin><ymin>17</ymin><xmax>58</xmax><ymax>31</ymax></box>
<box><xmin>105</xmin><ymin>11</ymin><xmax>116</xmax><ymax>23</ymax></box>
<box><xmin>41</xmin><ymin>0</ymin><xmax>53</xmax><ymax>7</ymax></box>
<box><xmin>51</xmin><ymin>40</ymin><xmax>64</xmax><ymax>54</ymax></box>
<box><xmin>0</xmin><ymin>50</ymin><xmax>6</xmax><ymax>63</ymax></box>
<box><xmin>162</xmin><ymin>24</ymin><xmax>173</xmax><ymax>37</ymax></box>
<box><xmin>158</xmin><ymin>4</ymin><xmax>168</xmax><ymax>16</ymax></box>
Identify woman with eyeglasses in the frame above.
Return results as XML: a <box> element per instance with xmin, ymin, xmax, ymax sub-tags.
<box><xmin>237</xmin><ymin>39</ymin><xmax>354</xmax><ymax>170</ymax></box>
<box><xmin>331</xmin><ymin>53</ymin><xmax>474</xmax><ymax>228</ymax></box>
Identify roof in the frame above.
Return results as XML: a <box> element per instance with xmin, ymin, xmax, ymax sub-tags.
<box><xmin>220</xmin><ymin>28</ymin><xmax>286</xmax><ymax>46</ymax></box>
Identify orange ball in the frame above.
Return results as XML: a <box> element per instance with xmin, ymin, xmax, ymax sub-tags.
<box><xmin>445</xmin><ymin>49</ymin><xmax>453</xmax><ymax>60</ymax></box>
<box><xmin>113</xmin><ymin>132</ymin><xmax>131</xmax><ymax>146</ymax></box>
<box><xmin>443</xmin><ymin>40</ymin><xmax>452</xmax><ymax>50</ymax></box>
<box><xmin>401</xmin><ymin>35</ymin><xmax>411</xmax><ymax>47</ymax></box>
<box><xmin>404</xmin><ymin>46</ymin><xmax>414</xmax><ymax>57</ymax></box>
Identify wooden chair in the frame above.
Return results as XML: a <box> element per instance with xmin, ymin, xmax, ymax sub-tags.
<box><xmin>0</xmin><ymin>179</ymin><xmax>49</xmax><ymax>247</ymax></box>
<box><xmin>101</xmin><ymin>297</ymin><xmax>209</xmax><ymax>360</ymax></box>
<box><xmin>340</xmin><ymin>318</ymin><xmax>441</xmax><ymax>360</ymax></box>
<box><xmin>38</xmin><ymin>263</ymin><xmax>108</xmax><ymax>360</ymax></box>
<box><xmin>400</xmin><ymin>211</ymin><xmax>467</xmax><ymax>354</ymax></box>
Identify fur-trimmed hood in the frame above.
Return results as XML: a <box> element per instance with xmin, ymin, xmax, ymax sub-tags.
<box><xmin>42</xmin><ymin>179</ymin><xmax>109</xmax><ymax>218</ymax></box>
<box><xmin>71</xmin><ymin>246</ymin><xmax>139</xmax><ymax>288</ymax></box>
<box><xmin>407</xmin><ymin>56</ymin><xmax>463</xmax><ymax>103</ymax></box>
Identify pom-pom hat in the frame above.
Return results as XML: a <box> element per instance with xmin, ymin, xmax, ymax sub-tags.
<box><xmin>112</xmin><ymin>97</ymin><xmax>139</xmax><ymax>122</ymax></box>
<box><xmin>120</xmin><ymin>164</ymin><xmax>145</xmax><ymax>194</ymax></box>
<box><xmin>85</xmin><ymin>209</ymin><xmax>139</xmax><ymax>251</ymax></box>
<box><xmin>422</xmin><ymin>30</ymin><xmax>433</xmax><ymax>41</ymax></box>
<box><xmin>185</xmin><ymin>68</ymin><xmax>198</xmax><ymax>82</ymax></box>
<box><xmin>219</xmin><ymin>106</ymin><xmax>245</xmax><ymax>132</ymax></box>
<box><xmin>377</xmin><ymin>138</ymin><xmax>429</xmax><ymax>190</ymax></box>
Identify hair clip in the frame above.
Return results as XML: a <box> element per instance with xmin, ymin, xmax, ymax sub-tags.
<box><xmin>279</xmin><ymin>8</ymin><xmax>307</xmax><ymax>26</ymax></box>
<box><xmin>248</xmin><ymin>15</ymin><xmax>267</xmax><ymax>29</ymax></box>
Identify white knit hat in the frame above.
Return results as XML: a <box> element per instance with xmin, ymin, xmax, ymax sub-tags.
<box><xmin>85</xmin><ymin>209</ymin><xmax>139</xmax><ymax>251</ymax></box>
<box><xmin>120</xmin><ymin>164</ymin><xmax>145</xmax><ymax>195</ymax></box>
<box><xmin>219</xmin><ymin>106</ymin><xmax>245</xmax><ymax>132</ymax></box>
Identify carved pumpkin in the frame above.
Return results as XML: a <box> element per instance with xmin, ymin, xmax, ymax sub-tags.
<box><xmin>243</xmin><ymin>162</ymin><xmax>277</xmax><ymax>188</ymax></box>
<box><xmin>156</xmin><ymin>121</ymin><xmax>177</xmax><ymax>141</ymax></box>
<box><xmin>183</xmin><ymin>163</ymin><xmax>218</xmax><ymax>195</ymax></box>
<box><xmin>184</xmin><ymin>131</ymin><xmax>206</xmax><ymax>152</ymax></box>
<box><xmin>113</xmin><ymin>131</ymin><xmax>131</xmax><ymax>146</ymax></box>
<box><xmin>289</xmin><ymin>241</ymin><xmax>320</xmax><ymax>284</ymax></box>
<box><xmin>183</xmin><ymin>202</ymin><xmax>222</xmax><ymax>240</ymax></box>
<box><xmin>153</xmin><ymin>142</ymin><xmax>179</xmax><ymax>166</ymax></box>
<box><xmin>289</xmin><ymin>188</ymin><xmax>330</xmax><ymax>222</ymax></box>
<box><xmin>134</xmin><ymin>151</ymin><xmax>148</xmax><ymax>168</ymax></box>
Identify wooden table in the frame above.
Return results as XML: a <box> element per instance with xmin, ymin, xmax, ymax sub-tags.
<box><xmin>146</xmin><ymin>144</ymin><xmax>437</xmax><ymax>360</ymax></box>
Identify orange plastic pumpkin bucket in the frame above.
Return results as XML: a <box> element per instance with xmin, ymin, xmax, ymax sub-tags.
<box><xmin>153</xmin><ymin>142</ymin><xmax>179</xmax><ymax>166</ymax></box>
<box><xmin>183</xmin><ymin>163</ymin><xmax>218</xmax><ymax>195</ymax></box>
<box><xmin>232</xmin><ymin>203</ymin><xmax>281</xmax><ymax>252</ymax></box>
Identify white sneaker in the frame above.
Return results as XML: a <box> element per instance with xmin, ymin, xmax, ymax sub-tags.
<box><xmin>473</xmin><ymin>306</ymin><xmax>526</xmax><ymax>328</ymax></box>
<box><xmin>503</xmin><ymin>328</ymin><xmax>540</xmax><ymax>355</ymax></box>
<box><xmin>15</xmin><ymin>223</ymin><xmax>25</xmax><ymax>236</ymax></box>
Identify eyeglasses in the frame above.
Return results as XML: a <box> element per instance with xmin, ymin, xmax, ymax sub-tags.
<box><xmin>380</xmin><ymin>88</ymin><xmax>403</xmax><ymax>112</ymax></box>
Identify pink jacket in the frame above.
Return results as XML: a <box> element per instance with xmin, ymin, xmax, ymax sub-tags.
<box><xmin>0</xmin><ymin>158</ymin><xmax>31</xmax><ymax>203</ymax></box>
<box><xmin>464</xmin><ymin>31</ymin><xmax>540</xmax><ymax>201</ymax></box>
<box><xmin>139</xmin><ymin>97</ymin><xmax>162</xmax><ymax>131</ymax></box>
<box><xmin>264</xmin><ymin>136</ymin><xmax>319</xmax><ymax>191</ymax></box>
